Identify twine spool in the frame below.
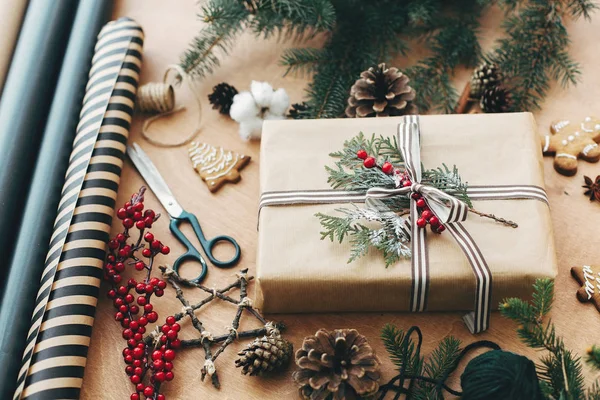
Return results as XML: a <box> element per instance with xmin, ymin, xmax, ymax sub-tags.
<box><xmin>137</xmin><ymin>82</ymin><xmax>175</xmax><ymax>113</ymax></box>
<box><xmin>137</xmin><ymin>64</ymin><xmax>202</xmax><ymax>147</ymax></box>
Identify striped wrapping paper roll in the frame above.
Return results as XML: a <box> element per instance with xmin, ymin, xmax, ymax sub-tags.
<box><xmin>14</xmin><ymin>18</ymin><xmax>144</xmax><ymax>400</ymax></box>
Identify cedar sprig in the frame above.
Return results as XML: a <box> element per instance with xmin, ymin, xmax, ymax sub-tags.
<box><xmin>318</xmin><ymin>133</ymin><xmax>474</xmax><ymax>265</ymax></box>
<box><xmin>423</xmin><ymin>164</ymin><xmax>472</xmax><ymax>208</ymax></box>
<box><xmin>316</xmin><ymin>205</ymin><xmax>411</xmax><ymax>266</ymax></box>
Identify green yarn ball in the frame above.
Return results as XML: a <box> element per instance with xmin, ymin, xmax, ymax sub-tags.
<box><xmin>461</xmin><ymin>350</ymin><xmax>543</xmax><ymax>400</ymax></box>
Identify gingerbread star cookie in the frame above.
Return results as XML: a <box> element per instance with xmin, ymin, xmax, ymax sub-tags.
<box><xmin>541</xmin><ymin>116</ymin><xmax>600</xmax><ymax>176</ymax></box>
<box><xmin>188</xmin><ymin>142</ymin><xmax>250</xmax><ymax>192</ymax></box>
<box><xmin>571</xmin><ymin>266</ymin><xmax>600</xmax><ymax>313</ymax></box>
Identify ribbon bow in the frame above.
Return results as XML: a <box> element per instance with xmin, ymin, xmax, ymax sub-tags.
<box><xmin>367</xmin><ymin>115</ymin><xmax>491</xmax><ymax>334</ymax></box>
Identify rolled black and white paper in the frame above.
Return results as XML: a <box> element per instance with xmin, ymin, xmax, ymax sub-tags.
<box><xmin>13</xmin><ymin>17</ymin><xmax>144</xmax><ymax>400</ymax></box>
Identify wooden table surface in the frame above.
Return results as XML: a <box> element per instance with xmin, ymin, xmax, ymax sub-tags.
<box><xmin>81</xmin><ymin>1</ymin><xmax>600</xmax><ymax>399</ymax></box>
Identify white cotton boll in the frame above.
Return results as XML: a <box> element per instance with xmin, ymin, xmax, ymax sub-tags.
<box><xmin>268</xmin><ymin>88</ymin><xmax>290</xmax><ymax>116</ymax></box>
<box><xmin>263</xmin><ymin>110</ymin><xmax>286</xmax><ymax>120</ymax></box>
<box><xmin>250</xmin><ymin>81</ymin><xmax>274</xmax><ymax>108</ymax></box>
<box><xmin>230</xmin><ymin>91</ymin><xmax>259</xmax><ymax>122</ymax></box>
<box><xmin>238</xmin><ymin>117</ymin><xmax>264</xmax><ymax>141</ymax></box>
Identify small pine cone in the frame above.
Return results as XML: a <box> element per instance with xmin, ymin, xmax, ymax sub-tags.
<box><xmin>288</xmin><ymin>102</ymin><xmax>309</xmax><ymax>119</ymax></box>
<box><xmin>293</xmin><ymin>329</ymin><xmax>381</xmax><ymax>400</ymax></box>
<box><xmin>346</xmin><ymin>63</ymin><xmax>417</xmax><ymax>118</ymax></box>
<box><xmin>235</xmin><ymin>333</ymin><xmax>293</xmax><ymax>376</ymax></box>
<box><xmin>480</xmin><ymin>86</ymin><xmax>512</xmax><ymax>113</ymax></box>
<box><xmin>470</xmin><ymin>62</ymin><xmax>503</xmax><ymax>98</ymax></box>
<box><xmin>208</xmin><ymin>82</ymin><xmax>238</xmax><ymax>115</ymax></box>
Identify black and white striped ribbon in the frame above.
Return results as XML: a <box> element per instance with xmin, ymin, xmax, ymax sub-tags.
<box><xmin>15</xmin><ymin>18</ymin><xmax>143</xmax><ymax>400</ymax></box>
<box><xmin>258</xmin><ymin>115</ymin><xmax>550</xmax><ymax>335</ymax></box>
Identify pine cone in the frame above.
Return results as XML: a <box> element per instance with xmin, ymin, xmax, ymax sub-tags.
<box><xmin>480</xmin><ymin>86</ymin><xmax>512</xmax><ymax>113</ymax></box>
<box><xmin>208</xmin><ymin>82</ymin><xmax>238</xmax><ymax>115</ymax></box>
<box><xmin>470</xmin><ymin>62</ymin><xmax>503</xmax><ymax>98</ymax></box>
<box><xmin>235</xmin><ymin>333</ymin><xmax>293</xmax><ymax>376</ymax></box>
<box><xmin>346</xmin><ymin>64</ymin><xmax>417</xmax><ymax>118</ymax></box>
<box><xmin>288</xmin><ymin>102</ymin><xmax>309</xmax><ymax>119</ymax></box>
<box><xmin>293</xmin><ymin>329</ymin><xmax>381</xmax><ymax>400</ymax></box>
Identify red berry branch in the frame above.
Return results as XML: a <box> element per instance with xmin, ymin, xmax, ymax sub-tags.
<box><xmin>357</xmin><ymin>149</ymin><xmax>446</xmax><ymax>234</ymax></box>
<box><xmin>104</xmin><ymin>187</ymin><xmax>178</xmax><ymax>400</ymax></box>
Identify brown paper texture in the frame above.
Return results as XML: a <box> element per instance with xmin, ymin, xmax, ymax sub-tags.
<box><xmin>256</xmin><ymin>113</ymin><xmax>557</xmax><ymax>313</ymax></box>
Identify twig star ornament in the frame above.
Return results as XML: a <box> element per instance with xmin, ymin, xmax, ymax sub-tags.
<box><xmin>188</xmin><ymin>142</ymin><xmax>250</xmax><ymax>192</ymax></box>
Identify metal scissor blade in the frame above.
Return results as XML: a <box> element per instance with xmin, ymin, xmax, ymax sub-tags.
<box><xmin>126</xmin><ymin>142</ymin><xmax>184</xmax><ymax>218</ymax></box>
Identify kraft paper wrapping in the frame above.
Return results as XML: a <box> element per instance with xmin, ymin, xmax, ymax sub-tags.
<box><xmin>14</xmin><ymin>17</ymin><xmax>143</xmax><ymax>400</ymax></box>
<box><xmin>256</xmin><ymin>113</ymin><xmax>557</xmax><ymax>313</ymax></box>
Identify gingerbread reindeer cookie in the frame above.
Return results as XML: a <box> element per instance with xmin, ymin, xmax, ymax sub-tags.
<box><xmin>571</xmin><ymin>266</ymin><xmax>600</xmax><ymax>313</ymax></box>
<box><xmin>541</xmin><ymin>116</ymin><xmax>600</xmax><ymax>176</ymax></box>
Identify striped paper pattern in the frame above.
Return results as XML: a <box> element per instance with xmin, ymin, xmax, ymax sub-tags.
<box><xmin>15</xmin><ymin>17</ymin><xmax>143</xmax><ymax>400</ymax></box>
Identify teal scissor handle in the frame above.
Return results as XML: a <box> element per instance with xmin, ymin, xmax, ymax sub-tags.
<box><xmin>169</xmin><ymin>210</ymin><xmax>241</xmax><ymax>284</ymax></box>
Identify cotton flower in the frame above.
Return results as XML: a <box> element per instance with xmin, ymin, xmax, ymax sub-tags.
<box><xmin>229</xmin><ymin>81</ymin><xmax>289</xmax><ymax>140</ymax></box>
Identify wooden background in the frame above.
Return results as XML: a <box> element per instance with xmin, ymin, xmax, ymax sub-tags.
<box><xmin>81</xmin><ymin>1</ymin><xmax>600</xmax><ymax>399</ymax></box>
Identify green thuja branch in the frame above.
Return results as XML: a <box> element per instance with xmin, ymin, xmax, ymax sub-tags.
<box><xmin>500</xmin><ymin>278</ymin><xmax>600</xmax><ymax>399</ymax></box>
<box><xmin>317</xmin><ymin>133</ymin><xmax>474</xmax><ymax>265</ymax></box>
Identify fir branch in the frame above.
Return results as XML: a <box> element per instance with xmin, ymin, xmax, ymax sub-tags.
<box><xmin>180</xmin><ymin>0</ymin><xmax>250</xmax><ymax>78</ymax></box>
<box><xmin>415</xmin><ymin>336</ymin><xmax>462</xmax><ymax>399</ymax></box>
<box><xmin>180</xmin><ymin>0</ymin><xmax>335</xmax><ymax>78</ymax></box>
<box><xmin>280</xmin><ymin>47</ymin><xmax>326</xmax><ymax>76</ymax></box>
<box><xmin>381</xmin><ymin>324</ymin><xmax>424</xmax><ymax>376</ymax></box>
<box><xmin>490</xmin><ymin>0</ymin><xmax>595</xmax><ymax>111</ymax></box>
<box><xmin>500</xmin><ymin>278</ymin><xmax>589</xmax><ymax>400</ymax></box>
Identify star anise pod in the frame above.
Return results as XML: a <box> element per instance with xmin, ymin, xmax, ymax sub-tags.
<box><xmin>583</xmin><ymin>175</ymin><xmax>600</xmax><ymax>201</ymax></box>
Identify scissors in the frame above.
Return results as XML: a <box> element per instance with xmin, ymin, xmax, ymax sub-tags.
<box><xmin>127</xmin><ymin>142</ymin><xmax>241</xmax><ymax>284</ymax></box>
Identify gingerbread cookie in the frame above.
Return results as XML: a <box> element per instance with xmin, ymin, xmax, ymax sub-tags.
<box><xmin>188</xmin><ymin>142</ymin><xmax>250</xmax><ymax>192</ymax></box>
<box><xmin>571</xmin><ymin>266</ymin><xmax>600</xmax><ymax>313</ymax></box>
<box><xmin>541</xmin><ymin>116</ymin><xmax>600</xmax><ymax>176</ymax></box>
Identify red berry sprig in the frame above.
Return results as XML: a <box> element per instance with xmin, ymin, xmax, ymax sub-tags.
<box><xmin>356</xmin><ymin>150</ymin><xmax>445</xmax><ymax>234</ymax></box>
<box><xmin>414</xmin><ymin>194</ymin><xmax>445</xmax><ymax>233</ymax></box>
<box><xmin>356</xmin><ymin>149</ymin><xmax>395</xmax><ymax>174</ymax></box>
<box><xmin>105</xmin><ymin>187</ymin><xmax>176</xmax><ymax>400</ymax></box>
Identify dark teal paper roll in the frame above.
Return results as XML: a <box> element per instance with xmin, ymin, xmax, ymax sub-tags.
<box><xmin>0</xmin><ymin>0</ymin><xmax>112</xmax><ymax>398</ymax></box>
<box><xmin>0</xmin><ymin>0</ymin><xmax>77</xmax><ymax>280</ymax></box>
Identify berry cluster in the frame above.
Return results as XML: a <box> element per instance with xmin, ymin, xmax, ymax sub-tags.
<box><xmin>356</xmin><ymin>149</ymin><xmax>394</xmax><ymax>174</ymax></box>
<box><xmin>414</xmin><ymin>195</ymin><xmax>445</xmax><ymax>233</ymax></box>
<box><xmin>356</xmin><ymin>149</ymin><xmax>445</xmax><ymax>234</ymax></box>
<box><xmin>104</xmin><ymin>187</ymin><xmax>177</xmax><ymax>400</ymax></box>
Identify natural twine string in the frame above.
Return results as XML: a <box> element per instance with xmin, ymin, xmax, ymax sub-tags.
<box><xmin>137</xmin><ymin>64</ymin><xmax>202</xmax><ymax>147</ymax></box>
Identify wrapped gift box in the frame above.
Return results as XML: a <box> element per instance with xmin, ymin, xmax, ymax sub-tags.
<box><xmin>256</xmin><ymin>113</ymin><xmax>557</xmax><ymax>314</ymax></box>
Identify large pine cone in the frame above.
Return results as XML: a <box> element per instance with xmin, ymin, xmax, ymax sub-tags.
<box><xmin>470</xmin><ymin>62</ymin><xmax>503</xmax><ymax>98</ymax></box>
<box><xmin>346</xmin><ymin>64</ymin><xmax>417</xmax><ymax>118</ymax></box>
<box><xmin>293</xmin><ymin>329</ymin><xmax>381</xmax><ymax>400</ymax></box>
<box><xmin>480</xmin><ymin>86</ymin><xmax>512</xmax><ymax>113</ymax></box>
<box><xmin>235</xmin><ymin>333</ymin><xmax>293</xmax><ymax>376</ymax></box>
